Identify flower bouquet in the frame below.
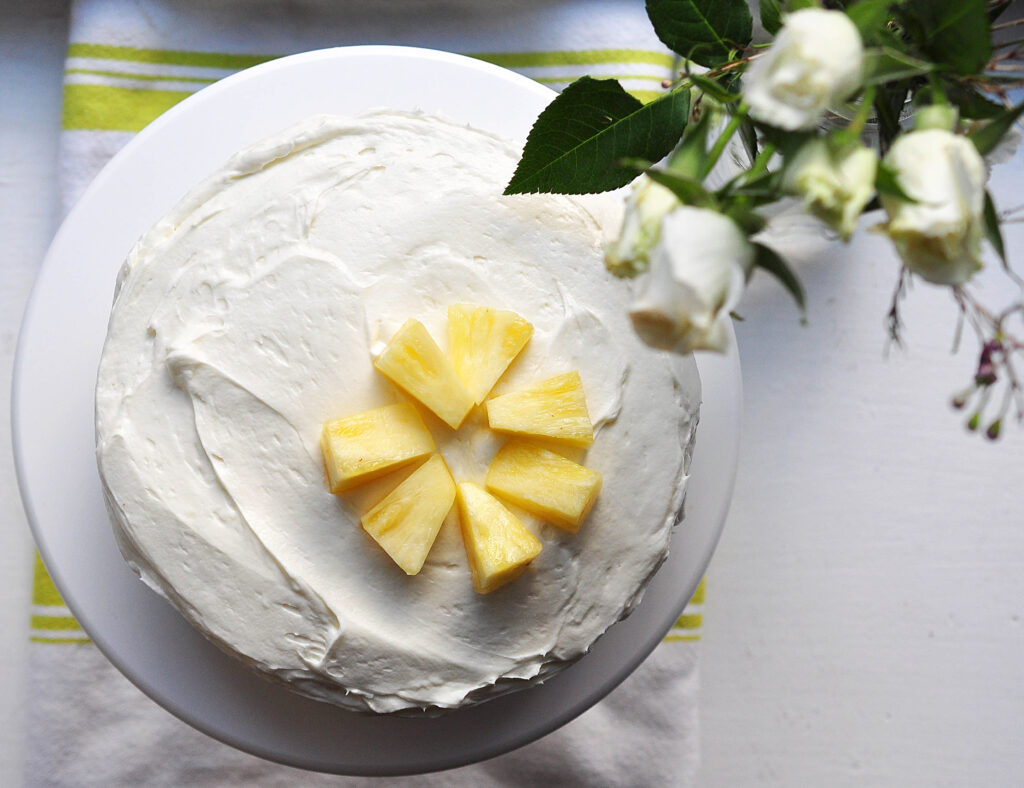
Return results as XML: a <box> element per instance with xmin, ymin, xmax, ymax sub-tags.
<box><xmin>506</xmin><ymin>0</ymin><xmax>1024</xmax><ymax>438</ymax></box>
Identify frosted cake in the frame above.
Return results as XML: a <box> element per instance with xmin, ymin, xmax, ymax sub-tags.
<box><xmin>95</xmin><ymin>111</ymin><xmax>700</xmax><ymax>713</ymax></box>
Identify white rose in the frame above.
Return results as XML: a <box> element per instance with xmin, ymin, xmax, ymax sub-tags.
<box><xmin>880</xmin><ymin>129</ymin><xmax>987</xmax><ymax>286</ymax></box>
<box><xmin>629</xmin><ymin>206</ymin><xmax>752</xmax><ymax>354</ymax></box>
<box><xmin>744</xmin><ymin>9</ymin><xmax>864</xmax><ymax>131</ymax></box>
<box><xmin>784</xmin><ymin>137</ymin><xmax>877</xmax><ymax>239</ymax></box>
<box><xmin>605</xmin><ymin>175</ymin><xmax>680</xmax><ymax>277</ymax></box>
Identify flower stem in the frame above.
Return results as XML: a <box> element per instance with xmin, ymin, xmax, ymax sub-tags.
<box><xmin>992</xmin><ymin>17</ymin><xmax>1024</xmax><ymax>31</ymax></box>
<box><xmin>745</xmin><ymin>142</ymin><xmax>777</xmax><ymax>181</ymax></box>
<box><xmin>702</xmin><ymin>105</ymin><xmax>747</xmax><ymax>178</ymax></box>
<box><xmin>927</xmin><ymin>72</ymin><xmax>948</xmax><ymax>104</ymax></box>
<box><xmin>848</xmin><ymin>85</ymin><xmax>877</xmax><ymax>138</ymax></box>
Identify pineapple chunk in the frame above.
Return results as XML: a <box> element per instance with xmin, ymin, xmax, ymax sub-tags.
<box><xmin>457</xmin><ymin>482</ymin><xmax>542</xmax><ymax>594</ymax></box>
<box><xmin>373</xmin><ymin>319</ymin><xmax>475</xmax><ymax>429</ymax></box>
<box><xmin>449</xmin><ymin>305</ymin><xmax>533</xmax><ymax>404</ymax></box>
<box><xmin>486</xmin><ymin>371</ymin><xmax>594</xmax><ymax>447</ymax></box>
<box><xmin>320</xmin><ymin>402</ymin><xmax>435</xmax><ymax>494</ymax></box>
<box><xmin>486</xmin><ymin>441</ymin><xmax>602</xmax><ymax>533</ymax></box>
<box><xmin>361</xmin><ymin>454</ymin><xmax>456</xmax><ymax>575</ymax></box>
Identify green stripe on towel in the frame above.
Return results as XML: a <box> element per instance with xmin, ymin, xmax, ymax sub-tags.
<box><xmin>628</xmin><ymin>89</ymin><xmax>664</xmax><ymax>103</ymax></box>
<box><xmin>67</xmin><ymin>43</ymin><xmax>273</xmax><ymax>70</ymax></box>
<box><xmin>674</xmin><ymin>613</ymin><xmax>703</xmax><ymax>630</ymax></box>
<box><xmin>662</xmin><ymin>578</ymin><xmax>705</xmax><ymax>643</ymax></box>
<box><xmin>31</xmin><ymin>615</ymin><xmax>83</xmax><ymax>632</ymax></box>
<box><xmin>474</xmin><ymin>49</ymin><xmax>674</xmax><ymax>69</ymax></box>
<box><xmin>66</xmin><ymin>43</ymin><xmax>672</xmax><ymax>72</ymax></box>
<box><xmin>63</xmin><ymin>84</ymin><xmax>193</xmax><ymax>131</ymax></box>
<box><xmin>67</xmin><ymin>68</ymin><xmax>218</xmax><ymax>85</ymax></box>
<box><xmin>534</xmin><ymin>73</ymin><xmax>667</xmax><ymax>84</ymax></box>
<box><xmin>30</xmin><ymin>636</ymin><xmax>92</xmax><ymax>645</ymax></box>
<box><xmin>32</xmin><ymin>552</ymin><xmax>90</xmax><ymax>644</ymax></box>
<box><xmin>62</xmin><ymin>43</ymin><xmax>671</xmax><ymax>130</ymax></box>
<box><xmin>663</xmin><ymin>633</ymin><xmax>700</xmax><ymax>643</ymax></box>
<box><xmin>32</xmin><ymin>552</ymin><xmax>66</xmax><ymax>608</ymax></box>
<box><xmin>689</xmin><ymin>577</ymin><xmax>706</xmax><ymax>605</ymax></box>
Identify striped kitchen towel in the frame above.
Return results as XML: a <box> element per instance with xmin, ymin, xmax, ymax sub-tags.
<box><xmin>27</xmin><ymin>2</ymin><xmax>703</xmax><ymax>785</ymax></box>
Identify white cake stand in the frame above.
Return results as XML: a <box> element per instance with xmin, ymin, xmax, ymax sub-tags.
<box><xmin>11</xmin><ymin>46</ymin><xmax>741</xmax><ymax>776</ymax></box>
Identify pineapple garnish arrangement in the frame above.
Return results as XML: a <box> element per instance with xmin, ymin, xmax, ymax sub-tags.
<box><xmin>457</xmin><ymin>482</ymin><xmax>542</xmax><ymax>594</ymax></box>
<box><xmin>486</xmin><ymin>441</ymin><xmax>602</xmax><ymax>533</ymax></box>
<box><xmin>448</xmin><ymin>305</ymin><xmax>533</xmax><ymax>405</ymax></box>
<box><xmin>361</xmin><ymin>454</ymin><xmax>456</xmax><ymax>575</ymax></box>
<box><xmin>486</xmin><ymin>371</ymin><xmax>594</xmax><ymax>447</ymax></box>
<box><xmin>320</xmin><ymin>304</ymin><xmax>602</xmax><ymax>593</ymax></box>
<box><xmin>373</xmin><ymin>319</ymin><xmax>475</xmax><ymax>429</ymax></box>
<box><xmin>320</xmin><ymin>402</ymin><xmax>435</xmax><ymax>493</ymax></box>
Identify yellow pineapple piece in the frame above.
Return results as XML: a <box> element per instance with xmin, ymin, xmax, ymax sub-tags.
<box><xmin>486</xmin><ymin>371</ymin><xmax>594</xmax><ymax>447</ymax></box>
<box><xmin>448</xmin><ymin>305</ymin><xmax>533</xmax><ymax>404</ymax></box>
<box><xmin>373</xmin><ymin>319</ymin><xmax>475</xmax><ymax>429</ymax></box>
<box><xmin>456</xmin><ymin>482</ymin><xmax>542</xmax><ymax>594</ymax></box>
<box><xmin>486</xmin><ymin>441</ymin><xmax>602</xmax><ymax>533</ymax></box>
<box><xmin>320</xmin><ymin>402</ymin><xmax>435</xmax><ymax>494</ymax></box>
<box><xmin>361</xmin><ymin>454</ymin><xmax>456</xmax><ymax>575</ymax></box>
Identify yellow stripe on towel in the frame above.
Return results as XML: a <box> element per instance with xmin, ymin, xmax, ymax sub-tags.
<box><xmin>61</xmin><ymin>44</ymin><xmax>673</xmax><ymax>130</ymax></box>
<box><xmin>67</xmin><ymin>43</ymin><xmax>273</xmax><ymax>70</ymax></box>
<box><xmin>474</xmin><ymin>49</ymin><xmax>674</xmax><ymax>69</ymax></box>
<box><xmin>31</xmin><ymin>552</ymin><xmax>89</xmax><ymax>644</ymax></box>
<box><xmin>674</xmin><ymin>613</ymin><xmax>703</xmax><ymax>630</ymax></box>
<box><xmin>663</xmin><ymin>577</ymin><xmax>705</xmax><ymax>643</ymax></box>
<box><xmin>65</xmin><ymin>43</ymin><xmax>672</xmax><ymax>72</ymax></box>
<box><xmin>32</xmin><ymin>552</ymin><xmax>67</xmax><ymax>608</ymax></box>
<box><xmin>689</xmin><ymin>577</ymin><xmax>705</xmax><ymax>605</ymax></box>
<box><xmin>63</xmin><ymin>84</ymin><xmax>193</xmax><ymax>131</ymax></box>
<box><xmin>67</xmin><ymin>68</ymin><xmax>218</xmax><ymax>85</ymax></box>
<box><xmin>31</xmin><ymin>615</ymin><xmax>83</xmax><ymax>632</ymax></box>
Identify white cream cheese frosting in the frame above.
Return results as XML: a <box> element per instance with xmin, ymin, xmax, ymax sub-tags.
<box><xmin>95</xmin><ymin>111</ymin><xmax>701</xmax><ymax>713</ymax></box>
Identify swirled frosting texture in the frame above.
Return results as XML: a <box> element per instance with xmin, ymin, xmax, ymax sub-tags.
<box><xmin>95</xmin><ymin>112</ymin><xmax>701</xmax><ymax>712</ymax></box>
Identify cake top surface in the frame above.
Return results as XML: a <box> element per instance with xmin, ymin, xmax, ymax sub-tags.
<box><xmin>95</xmin><ymin>111</ymin><xmax>700</xmax><ymax>712</ymax></box>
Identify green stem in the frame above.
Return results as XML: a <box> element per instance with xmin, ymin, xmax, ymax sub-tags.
<box><xmin>993</xmin><ymin>36</ymin><xmax>1024</xmax><ymax>48</ymax></box>
<box><xmin>745</xmin><ymin>142</ymin><xmax>777</xmax><ymax>181</ymax></box>
<box><xmin>927</xmin><ymin>72</ymin><xmax>948</xmax><ymax>104</ymax></box>
<box><xmin>702</xmin><ymin>104</ymin><xmax>747</xmax><ymax>178</ymax></box>
<box><xmin>992</xmin><ymin>17</ymin><xmax>1024</xmax><ymax>32</ymax></box>
<box><xmin>849</xmin><ymin>85</ymin><xmax>877</xmax><ymax>138</ymax></box>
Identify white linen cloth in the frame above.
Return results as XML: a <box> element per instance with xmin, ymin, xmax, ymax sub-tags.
<box><xmin>26</xmin><ymin>1</ymin><xmax>704</xmax><ymax>784</ymax></box>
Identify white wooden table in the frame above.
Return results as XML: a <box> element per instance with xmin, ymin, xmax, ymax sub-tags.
<box><xmin>3</xmin><ymin>2</ymin><xmax>1024</xmax><ymax>785</ymax></box>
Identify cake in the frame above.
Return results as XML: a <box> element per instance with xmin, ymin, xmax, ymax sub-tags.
<box><xmin>95</xmin><ymin>111</ymin><xmax>701</xmax><ymax>713</ymax></box>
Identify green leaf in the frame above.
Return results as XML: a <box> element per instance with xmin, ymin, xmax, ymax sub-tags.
<box><xmin>968</xmin><ymin>100</ymin><xmax>1024</xmax><ymax>156</ymax></box>
<box><xmin>875</xmin><ymin>160</ymin><xmax>917</xmax><ymax>202</ymax></box>
<box><xmin>846</xmin><ymin>0</ymin><xmax>897</xmax><ymax>43</ymax></box>
<box><xmin>988</xmin><ymin>1</ymin><xmax>1013</xmax><ymax>23</ymax></box>
<box><xmin>504</xmin><ymin>78</ymin><xmax>690</xmax><ymax>195</ymax></box>
<box><xmin>723</xmin><ymin>171</ymin><xmax>781</xmax><ymax>204</ymax></box>
<box><xmin>897</xmin><ymin>0</ymin><xmax>991</xmax><ymax>75</ymax></box>
<box><xmin>983</xmin><ymin>190</ymin><xmax>1006</xmax><ymax>263</ymax></box>
<box><xmin>753</xmin><ymin>242</ymin><xmax>806</xmax><ymax>314</ymax></box>
<box><xmin>761</xmin><ymin>127</ymin><xmax>814</xmax><ymax>159</ymax></box>
<box><xmin>739</xmin><ymin>117</ymin><xmax>759</xmax><ymax>166</ymax></box>
<box><xmin>667</xmin><ymin>112</ymin><xmax>711</xmax><ymax>179</ymax></box>
<box><xmin>645</xmin><ymin>0</ymin><xmax>753</xmax><ymax>67</ymax></box>
<box><xmin>689</xmin><ymin>72</ymin><xmax>742</xmax><ymax>103</ymax></box>
<box><xmin>642</xmin><ymin>167</ymin><xmax>716</xmax><ymax>207</ymax></box>
<box><xmin>873</xmin><ymin>85</ymin><xmax>909</xmax><ymax>152</ymax></box>
<box><xmin>862</xmin><ymin>47</ymin><xmax>935</xmax><ymax>85</ymax></box>
<box><xmin>946</xmin><ymin>85</ymin><xmax>1005</xmax><ymax>120</ymax></box>
<box><xmin>726</xmin><ymin>206</ymin><xmax>768</xmax><ymax>235</ymax></box>
<box><xmin>760</xmin><ymin>0</ymin><xmax>784</xmax><ymax>34</ymax></box>
<box><xmin>915</xmin><ymin>81</ymin><xmax>1005</xmax><ymax>120</ymax></box>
